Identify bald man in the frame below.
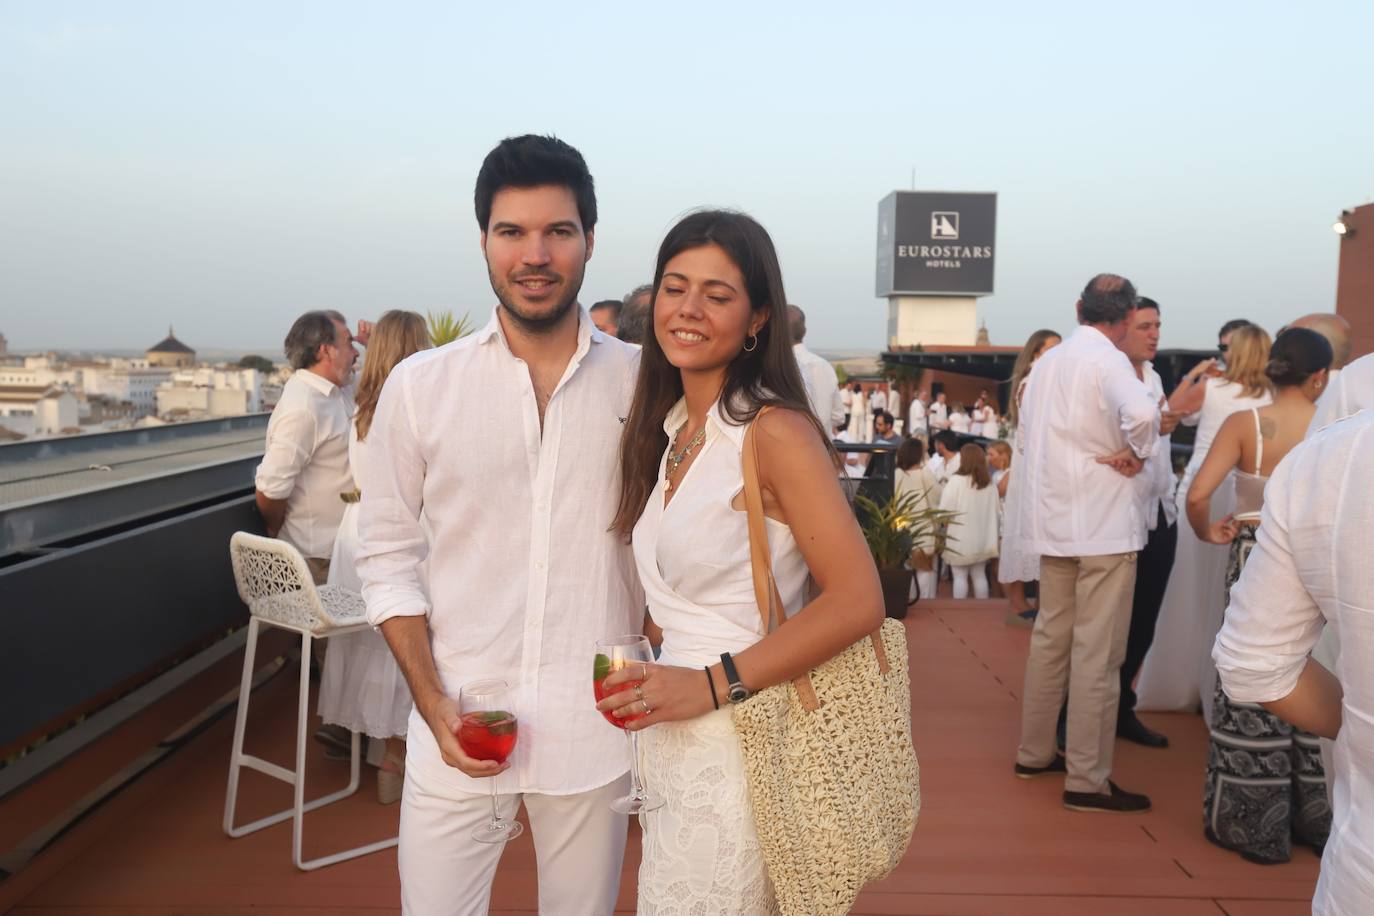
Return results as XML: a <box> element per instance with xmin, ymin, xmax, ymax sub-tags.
<box><xmin>1291</xmin><ymin>313</ymin><xmax>1352</xmax><ymax>369</ymax></box>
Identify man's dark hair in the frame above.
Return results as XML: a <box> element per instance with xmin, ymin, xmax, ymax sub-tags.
<box><xmin>936</xmin><ymin>430</ymin><xmax>961</xmax><ymax>453</ymax></box>
<box><xmin>473</xmin><ymin>135</ymin><xmax>597</xmax><ymax>233</ymax></box>
<box><xmin>589</xmin><ymin>299</ymin><xmax>622</xmax><ymax>320</ymax></box>
<box><xmin>1078</xmin><ymin>273</ymin><xmax>1138</xmax><ymax>325</ymax></box>
<box><xmin>873</xmin><ymin>409</ymin><xmax>894</xmax><ymax>427</ymax></box>
<box><xmin>284</xmin><ymin>311</ymin><xmax>344</xmax><ymax>370</ymax></box>
<box><xmin>1218</xmin><ymin>318</ymin><xmax>1251</xmax><ymax>339</ymax></box>
<box><xmin>1137</xmin><ymin>296</ymin><xmax>1160</xmax><ymax>314</ymax></box>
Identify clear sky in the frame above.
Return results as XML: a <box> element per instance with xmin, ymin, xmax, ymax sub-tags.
<box><xmin>2</xmin><ymin>1</ymin><xmax>1370</xmax><ymax>355</ymax></box>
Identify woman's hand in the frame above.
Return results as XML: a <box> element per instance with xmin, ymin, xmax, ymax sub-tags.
<box><xmin>1187</xmin><ymin>358</ymin><xmax>1219</xmax><ymax>382</ymax></box>
<box><xmin>1203</xmin><ymin>514</ymin><xmax>1240</xmax><ymax>545</ymax></box>
<box><xmin>596</xmin><ymin>662</ymin><xmax>717</xmax><ymax>732</ymax></box>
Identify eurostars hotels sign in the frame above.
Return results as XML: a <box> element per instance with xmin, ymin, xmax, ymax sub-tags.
<box><xmin>876</xmin><ymin>190</ymin><xmax>997</xmax><ymax>297</ymax></box>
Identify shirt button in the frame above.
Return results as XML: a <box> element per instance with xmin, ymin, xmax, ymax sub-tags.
<box><xmin>535</xmin><ymin>561</ymin><xmax>545</xmax><ymax>570</ymax></box>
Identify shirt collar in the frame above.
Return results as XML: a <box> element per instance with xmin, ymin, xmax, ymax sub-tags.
<box><xmin>1074</xmin><ymin>324</ymin><xmax>1113</xmax><ymax>348</ymax></box>
<box><xmin>295</xmin><ymin>368</ymin><xmax>339</xmax><ymax>397</ymax></box>
<box><xmin>476</xmin><ymin>305</ymin><xmax>605</xmax><ymax>351</ymax></box>
<box><xmin>662</xmin><ymin>394</ymin><xmax>752</xmax><ymax>449</ymax></box>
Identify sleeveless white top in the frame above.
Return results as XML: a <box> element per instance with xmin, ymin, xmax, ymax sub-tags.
<box><xmin>632</xmin><ymin>398</ymin><xmax>810</xmax><ymax>669</ymax></box>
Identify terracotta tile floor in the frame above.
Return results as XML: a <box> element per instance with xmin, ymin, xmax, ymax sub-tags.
<box><xmin>0</xmin><ymin>600</ymin><xmax>1320</xmax><ymax>914</ymax></box>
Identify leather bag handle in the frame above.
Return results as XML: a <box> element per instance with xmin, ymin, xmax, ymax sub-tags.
<box><xmin>740</xmin><ymin>409</ymin><xmax>890</xmax><ymax>712</ymax></box>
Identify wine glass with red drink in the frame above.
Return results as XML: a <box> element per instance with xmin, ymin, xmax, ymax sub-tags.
<box><xmin>458</xmin><ymin>678</ymin><xmax>523</xmax><ymax>844</ymax></box>
<box><xmin>593</xmin><ymin>635</ymin><xmax>664</xmax><ymax>814</ymax></box>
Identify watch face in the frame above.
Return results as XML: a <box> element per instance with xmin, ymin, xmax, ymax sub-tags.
<box><xmin>729</xmin><ymin>685</ymin><xmax>750</xmax><ymax>703</ymax></box>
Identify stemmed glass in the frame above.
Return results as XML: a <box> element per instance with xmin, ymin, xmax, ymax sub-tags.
<box><xmin>457</xmin><ymin>678</ymin><xmax>523</xmax><ymax>844</ymax></box>
<box><xmin>593</xmin><ymin>635</ymin><xmax>664</xmax><ymax>814</ymax></box>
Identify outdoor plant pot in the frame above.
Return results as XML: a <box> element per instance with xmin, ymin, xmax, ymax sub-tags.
<box><xmin>879</xmin><ymin>566</ymin><xmax>915</xmax><ymax>620</ymax></box>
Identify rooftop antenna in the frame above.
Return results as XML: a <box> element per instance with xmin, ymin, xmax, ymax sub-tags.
<box><xmin>911</xmin><ymin>168</ymin><xmax>916</xmax><ymax>190</ymax></box>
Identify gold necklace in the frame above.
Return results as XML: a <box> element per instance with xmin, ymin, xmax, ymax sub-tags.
<box><xmin>664</xmin><ymin>423</ymin><xmax>706</xmax><ymax>492</ymax></box>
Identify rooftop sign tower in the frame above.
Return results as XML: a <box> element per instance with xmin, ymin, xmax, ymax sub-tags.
<box><xmin>876</xmin><ymin>190</ymin><xmax>997</xmax><ymax>347</ymax></box>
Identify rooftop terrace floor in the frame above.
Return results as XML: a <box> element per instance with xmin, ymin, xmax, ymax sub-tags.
<box><xmin>0</xmin><ymin>599</ymin><xmax>1320</xmax><ymax>914</ymax></box>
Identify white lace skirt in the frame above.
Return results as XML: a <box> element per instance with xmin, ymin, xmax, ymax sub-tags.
<box><xmin>637</xmin><ymin>707</ymin><xmax>779</xmax><ymax>916</ymax></box>
<box><xmin>997</xmin><ymin>472</ymin><xmax>1040</xmax><ymax>584</ymax></box>
<box><xmin>318</xmin><ymin>503</ymin><xmax>413</xmax><ymax>738</ymax></box>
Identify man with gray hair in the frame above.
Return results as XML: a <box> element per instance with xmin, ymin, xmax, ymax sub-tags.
<box><xmin>616</xmin><ymin>283</ymin><xmax>653</xmax><ymax>345</ymax></box>
<box><xmin>254</xmin><ymin>309</ymin><xmax>368</xmax><ymax>584</ymax></box>
<box><xmin>788</xmin><ymin>304</ymin><xmax>846</xmax><ymax>432</ymax></box>
<box><xmin>1013</xmin><ymin>274</ymin><xmax>1160</xmax><ymax>813</ymax></box>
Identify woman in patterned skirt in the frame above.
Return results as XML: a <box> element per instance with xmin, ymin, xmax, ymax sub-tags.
<box><xmin>1186</xmin><ymin>327</ymin><xmax>1334</xmax><ymax>863</ymax></box>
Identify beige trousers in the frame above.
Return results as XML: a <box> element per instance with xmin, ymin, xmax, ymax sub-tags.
<box><xmin>1017</xmin><ymin>552</ymin><xmax>1138</xmax><ymax>794</ymax></box>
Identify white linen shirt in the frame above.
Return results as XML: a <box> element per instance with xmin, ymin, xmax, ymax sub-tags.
<box><xmin>1017</xmin><ymin>324</ymin><xmax>1159</xmax><ymax>557</ymax></box>
<box><xmin>1136</xmin><ymin>362</ymin><xmax>1179</xmax><ymax>531</ymax></box>
<box><xmin>1311</xmin><ymin>356</ymin><xmax>1374</xmax><ymax>435</ymax></box>
<box><xmin>254</xmin><ymin>369</ymin><xmax>354</xmax><ymax>559</ymax></box>
<box><xmin>355</xmin><ymin>307</ymin><xmax>644</xmax><ymax>797</ymax></box>
<box><xmin>1213</xmin><ymin>410</ymin><xmax>1374</xmax><ymax>916</ymax></box>
<box><xmin>793</xmin><ymin>343</ymin><xmax>845</xmax><ymax>432</ymax></box>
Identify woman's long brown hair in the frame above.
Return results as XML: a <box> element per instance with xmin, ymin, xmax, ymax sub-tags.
<box><xmin>354</xmin><ymin>310</ymin><xmax>431</xmax><ymax>441</ymax></box>
<box><xmin>1005</xmin><ymin>328</ymin><xmax>1061</xmax><ymax>428</ymax></box>
<box><xmin>611</xmin><ymin>210</ymin><xmax>830</xmax><ymax>539</ymax></box>
<box><xmin>956</xmin><ymin>443</ymin><xmax>992</xmax><ymax>489</ymax></box>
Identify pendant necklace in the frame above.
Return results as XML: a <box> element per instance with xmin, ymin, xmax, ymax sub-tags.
<box><xmin>665</xmin><ymin>422</ymin><xmax>706</xmax><ymax>492</ymax></box>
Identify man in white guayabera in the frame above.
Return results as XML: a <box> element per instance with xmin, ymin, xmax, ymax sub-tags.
<box><xmin>356</xmin><ymin>135</ymin><xmax>643</xmax><ymax>915</ymax></box>
<box><xmin>1012</xmin><ymin>274</ymin><xmax>1160</xmax><ymax>814</ymax></box>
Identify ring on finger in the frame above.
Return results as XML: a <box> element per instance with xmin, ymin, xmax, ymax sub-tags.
<box><xmin>642</xmin><ymin>700</ymin><xmax>653</xmax><ymax>715</ymax></box>
<box><xmin>641</xmin><ymin>663</ymin><xmax>648</xmax><ymax>680</ymax></box>
<box><xmin>634</xmin><ymin>685</ymin><xmax>644</xmax><ymax>700</ymax></box>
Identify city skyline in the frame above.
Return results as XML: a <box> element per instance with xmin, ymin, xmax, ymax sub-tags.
<box><xmin>2</xmin><ymin>2</ymin><xmax>1370</xmax><ymax>353</ymax></box>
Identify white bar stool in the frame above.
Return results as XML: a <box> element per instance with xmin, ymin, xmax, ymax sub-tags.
<box><xmin>224</xmin><ymin>531</ymin><xmax>399</xmax><ymax>870</ymax></box>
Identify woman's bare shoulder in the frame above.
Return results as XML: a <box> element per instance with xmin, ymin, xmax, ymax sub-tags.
<box><xmin>754</xmin><ymin>405</ymin><xmax>822</xmax><ymax>446</ymax></box>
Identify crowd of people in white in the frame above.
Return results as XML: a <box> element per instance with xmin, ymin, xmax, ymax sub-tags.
<box><xmin>250</xmin><ymin>133</ymin><xmax>1371</xmax><ymax>915</ymax></box>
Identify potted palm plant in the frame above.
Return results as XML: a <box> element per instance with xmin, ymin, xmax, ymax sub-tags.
<box><xmin>854</xmin><ymin>488</ymin><xmax>958</xmax><ymax>619</ymax></box>
<box><xmin>426</xmin><ymin>309</ymin><xmax>476</xmax><ymax>346</ymax></box>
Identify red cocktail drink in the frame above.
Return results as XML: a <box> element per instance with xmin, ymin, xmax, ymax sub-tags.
<box><xmin>457</xmin><ymin>711</ymin><xmax>518</xmax><ymax>764</ymax></box>
<box><xmin>593</xmin><ymin>653</ymin><xmax>644</xmax><ymax>728</ymax></box>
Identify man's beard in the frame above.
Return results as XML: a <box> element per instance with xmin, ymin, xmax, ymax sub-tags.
<box><xmin>490</xmin><ymin>265</ymin><xmax>583</xmax><ymax>335</ymax></box>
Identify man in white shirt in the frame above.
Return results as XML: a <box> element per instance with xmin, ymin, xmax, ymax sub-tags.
<box><xmin>1309</xmin><ymin>351</ymin><xmax>1372</xmax><ymax>434</ymax></box>
<box><xmin>1013</xmin><ymin>274</ymin><xmax>1159</xmax><ymax>813</ymax></box>
<box><xmin>788</xmin><ymin>304</ymin><xmax>845</xmax><ymax>432</ymax></box>
<box><xmin>254</xmin><ymin>309</ymin><xmax>362</xmax><ymax>583</ymax></box>
<box><xmin>927</xmin><ymin>430</ymin><xmax>961</xmax><ymax>486</ymax></box>
<box><xmin>909</xmin><ymin>389</ymin><xmax>929</xmax><ymax>439</ymax></box>
<box><xmin>357</xmin><ymin>136</ymin><xmax>642</xmax><ymax>916</ymax></box>
<box><xmin>1115</xmin><ymin>298</ymin><xmax>1184</xmax><ymax>748</ymax></box>
<box><xmin>928</xmin><ymin>392</ymin><xmax>949</xmax><ymax>431</ymax></box>
<box><xmin>1213</xmin><ymin>410</ymin><xmax>1374</xmax><ymax>916</ymax></box>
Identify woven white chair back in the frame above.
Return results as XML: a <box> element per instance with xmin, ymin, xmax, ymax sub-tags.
<box><xmin>229</xmin><ymin>532</ymin><xmax>366</xmax><ymax>634</ymax></box>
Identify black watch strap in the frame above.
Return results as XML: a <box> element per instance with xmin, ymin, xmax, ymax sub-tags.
<box><xmin>720</xmin><ymin>652</ymin><xmax>750</xmax><ymax>703</ymax></box>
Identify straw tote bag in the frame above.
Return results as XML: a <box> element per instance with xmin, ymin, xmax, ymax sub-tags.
<box><xmin>732</xmin><ymin>412</ymin><xmax>920</xmax><ymax>916</ymax></box>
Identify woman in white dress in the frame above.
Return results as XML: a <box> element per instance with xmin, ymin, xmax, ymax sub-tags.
<box><xmin>600</xmin><ymin>210</ymin><xmax>883</xmax><ymax>915</ymax></box>
<box><xmin>319</xmin><ymin>310</ymin><xmax>431</xmax><ymax>803</ymax></box>
<box><xmin>948</xmin><ymin>404</ymin><xmax>970</xmax><ymax>434</ymax></box>
<box><xmin>1134</xmin><ymin>324</ymin><xmax>1272</xmax><ymax>720</ymax></box>
<box><xmin>996</xmin><ymin>329</ymin><xmax>1061</xmax><ymax>624</ymax></box>
<box><xmin>938</xmin><ymin>444</ymin><xmax>1000</xmax><ymax>599</ymax></box>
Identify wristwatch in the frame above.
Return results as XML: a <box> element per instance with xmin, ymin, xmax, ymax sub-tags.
<box><xmin>720</xmin><ymin>652</ymin><xmax>752</xmax><ymax>704</ymax></box>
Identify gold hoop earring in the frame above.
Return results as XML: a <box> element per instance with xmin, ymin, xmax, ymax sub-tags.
<box><xmin>743</xmin><ymin>334</ymin><xmax>758</xmax><ymax>353</ymax></box>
